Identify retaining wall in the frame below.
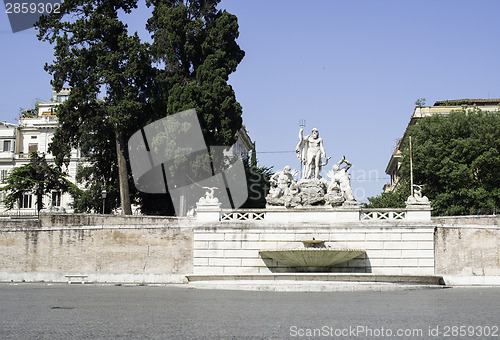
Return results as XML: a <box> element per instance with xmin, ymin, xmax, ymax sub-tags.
<box><xmin>0</xmin><ymin>218</ymin><xmax>193</xmax><ymax>283</ymax></box>
<box><xmin>0</xmin><ymin>213</ymin><xmax>499</xmax><ymax>285</ymax></box>
<box><xmin>432</xmin><ymin>215</ymin><xmax>500</xmax><ymax>226</ymax></box>
<box><xmin>435</xmin><ymin>225</ymin><xmax>500</xmax><ymax>285</ymax></box>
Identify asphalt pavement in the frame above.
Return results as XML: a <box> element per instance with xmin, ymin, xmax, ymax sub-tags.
<box><xmin>0</xmin><ymin>283</ymin><xmax>499</xmax><ymax>339</ymax></box>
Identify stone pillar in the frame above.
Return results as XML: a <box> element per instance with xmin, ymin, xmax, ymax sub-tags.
<box><xmin>195</xmin><ymin>202</ymin><xmax>222</xmax><ymax>223</ymax></box>
<box><xmin>406</xmin><ymin>204</ymin><xmax>432</xmax><ymax>221</ymax></box>
<box><xmin>406</xmin><ymin>196</ymin><xmax>432</xmax><ymax>221</ymax></box>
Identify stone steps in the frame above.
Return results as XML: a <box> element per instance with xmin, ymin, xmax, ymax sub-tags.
<box><xmin>185</xmin><ymin>273</ymin><xmax>446</xmax><ymax>292</ymax></box>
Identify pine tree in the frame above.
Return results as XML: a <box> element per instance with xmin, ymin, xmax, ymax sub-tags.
<box><xmin>36</xmin><ymin>0</ymin><xmax>152</xmax><ymax>214</ymax></box>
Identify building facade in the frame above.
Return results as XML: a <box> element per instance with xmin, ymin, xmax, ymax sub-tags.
<box><xmin>384</xmin><ymin>99</ymin><xmax>500</xmax><ymax>192</ymax></box>
<box><xmin>226</xmin><ymin>127</ymin><xmax>254</xmax><ymax>159</ymax></box>
<box><xmin>0</xmin><ymin>88</ymin><xmax>81</xmax><ymax>214</ymax></box>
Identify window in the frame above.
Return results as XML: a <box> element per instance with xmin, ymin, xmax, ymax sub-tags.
<box><xmin>31</xmin><ymin>136</ymin><xmax>37</xmax><ymax>139</ymax></box>
<box><xmin>20</xmin><ymin>192</ymin><xmax>32</xmax><ymax>209</ymax></box>
<box><xmin>0</xmin><ymin>170</ymin><xmax>8</xmax><ymax>180</ymax></box>
<box><xmin>51</xmin><ymin>192</ymin><xmax>61</xmax><ymax>207</ymax></box>
<box><xmin>28</xmin><ymin>143</ymin><xmax>38</xmax><ymax>152</ymax></box>
<box><xmin>57</xmin><ymin>95</ymin><xmax>69</xmax><ymax>103</ymax></box>
<box><xmin>3</xmin><ymin>140</ymin><xmax>11</xmax><ymax>152</ymax></box>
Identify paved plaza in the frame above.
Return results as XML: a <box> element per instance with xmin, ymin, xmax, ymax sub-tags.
<box><xmin>0</xmin><ymin>284</ymin><xmax>499</xmax><ymax>339</ymax></box>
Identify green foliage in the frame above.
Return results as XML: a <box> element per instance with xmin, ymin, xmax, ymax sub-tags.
<box><xmin>399</xmin><ymin>109</ymin><xmax>500</xmax><ymax>215</ymax></box>
<box><xmin>239</xmin><ymin>142</ymin><xmax>273</xmax><ymax>209</ymax></box>
<box><xmin>434</xmin><ymin>99</ymin><xmax>477</xmax><ymax>106</ymax></box>
<box><xmin>19</xmin><ymin>98</ymin><xmax>46</xmax><ymax>118</ymax></box>
<box><xmin>240</xmin><ymin>156</ymin><xmax>273</xmax><ymax>209</ymax></box>
<box><xmin>36</xmin><ymin>0</ymin><xmax>153</xmax><ymax>215</ymax></box>
<box><xmin>147</xmin><ymin>0</ymin><xmax>245</xmax><ymax>147</ymax></box>
<box><xmin>0</xmin><ymin>152</ymin><xmax>78</xmax><ymax>211</ymax></box>
<box><xmin>250</xmin><ymin>142</ymin><xmax>257</xmax><ymax>168</ymax></box>
<box><xmin>20</xmin><ymin>109</ymin><xmax>37</xmax><ymax>118</ymax></box>
<box><xmin>415</xmin><ymin>98</ymin><xmax>426</xmax><ymax>107</ymax></box>
<box><xmin>70</xmin><ymin>164</ymin><xmax>118</xmax><ymax>214</ymax></box>
<box><xmin>136</xmin><ymin>193</ymin><xmax>176</xmax><ymax>216</ymax></box>
<box><xmin>364</xmin><ymin>180</ymin><xmax>410</xmax><ymax>209</ymax></box>
<box><xmin>36</xmin><ymin>0</ymin><xmax>246</xmax><ymax>215</ymax></box>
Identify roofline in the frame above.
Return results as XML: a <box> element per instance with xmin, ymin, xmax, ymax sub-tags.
<box><xmin>0</xmin><ymin>122</ymin><xmax>18</xmax><ymax>128</ymax></box>
<box><xmin>433</xmin><ymin>98</ymin><xmax>500</xmax><ymax>106</ymax></box>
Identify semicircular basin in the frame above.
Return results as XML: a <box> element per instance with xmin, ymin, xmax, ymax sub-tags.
<box><xmin>259</xmin><ymin>249</ymin><xmax>365</xmax><ymax>267</ymax></box>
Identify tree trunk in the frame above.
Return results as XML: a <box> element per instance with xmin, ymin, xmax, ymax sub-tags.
<box><xmin>115</xmin><ymin>133</ymin><xmax>132</xmax><ymax>215</ymax></box>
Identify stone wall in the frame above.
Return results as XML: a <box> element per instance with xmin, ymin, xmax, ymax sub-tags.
<box><xmin>432</xmin><ymin>215</ymin><xmax>500</xmax><ymax>226</ymax></box>
<box><xmin>38</xmin><ymin>212</ymin><xmax>181</xmax><ymax>227</ymax></box>
<box><xmin>1</xmin><ymin>213</ymin><xmax>499</xmax><ymax>285</ymax></box>
<box><xmin>0</xmin><ymin>219</ymin><xmax>193</xmax><ymax>283</ymax></box>
<box><xmin>435</xmin><ymin>225</ymin><xmax>500</xmax><ymax>285</ymax></box>
<box><xmin>193</xmin><ymin>222</ymin><xmax>435</xmax><ymax>276</ymax></box>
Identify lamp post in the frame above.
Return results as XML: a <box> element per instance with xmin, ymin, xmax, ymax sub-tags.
<box><xmin>101</xmin><ymin>189</ymin><xmax>107</xmax><ymax>214</ymax></box>
<box><xmin>34</xmin><ymin>183</ymin><xmax>40</xmax><ymax>219</ymax></box>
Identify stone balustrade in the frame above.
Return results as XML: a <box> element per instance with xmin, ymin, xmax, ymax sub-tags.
<box><xmin>360</xmin><ymin>209</ymin><xmax>406</xmax><ymax>221</ymax></box>
<box><xmin>198</xmin><ymin>203</ymin><xmax>432</xmax><ymax>224</ymax></box>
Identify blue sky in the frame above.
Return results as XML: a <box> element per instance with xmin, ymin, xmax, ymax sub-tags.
<box><xmin>1</xmin><ymin>0</ymin><xmax>500</xmax><ymax>202</ymax></box>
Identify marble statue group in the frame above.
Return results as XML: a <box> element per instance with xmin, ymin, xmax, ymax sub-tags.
<box><xmin>266</xmin><ymin>126</ymin><xmax>358</xmax><ymax>208</ymax></box>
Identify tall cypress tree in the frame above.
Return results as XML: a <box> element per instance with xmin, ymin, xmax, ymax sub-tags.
<box><xmin>146</xmin><ymin>0</ymin><xmax>245</xmax><ymax>147</ymax></box>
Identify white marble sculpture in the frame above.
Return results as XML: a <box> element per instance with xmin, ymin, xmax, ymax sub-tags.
<box><xmin>296</xmin><ymin>126</ymin><xmax>327</xmax><ymax>179</ymax></box>
<box><xmin>406</xmin><ymin>185</ymin><xmax>430</xmax><ymax>205</ymax></box>
<box><xmin>326</xmin><ymin>156</ymin><xmax>356</xmax><ymax>203</ymax></box>
<box><xmin>266</xmin><ymin>128</ymin><xmax>357</xmax><ymax>208</ymax></box>
<box><xmin>197</xmin><ymin>186</ymin><xmax>220</xmax><ymax>205</ymax></box>
<box><xmin>268</xmin><ymin>166</ymin><xmax>299</xmax><ymax>199</ymax></box>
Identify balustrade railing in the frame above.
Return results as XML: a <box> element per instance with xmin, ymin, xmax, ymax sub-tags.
<box><xmin>360</xmin><ymin>209</ymin><xmax>406</xmax><ymax>221</ymax></box>
<box><xmin>221</xmin><ymin>210</ymin><xmax>265</xmax><ymax>222</ymax></box>
<box><xmin>218</xmin><ymin>208</ymin><xmax>410</xmax><ymax>222</ymax></box>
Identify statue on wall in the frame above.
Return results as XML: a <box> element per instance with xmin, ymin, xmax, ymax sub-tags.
<box><xmin>197</xmin><ymin>186</ymin><xmax>220</xmax><ymax>205</ymax></box>
<box><xmin>406</xmin><ymin>184</ymin><xmax>430</xmax><ymax>205</ymax></box>
<box><xmin>327</xmin><ymin>156</ymin><xmax>356</xmax><ymax>203</ymax></box>
<box><xmin>268</xmin><ymin>166</ymin><xmax>298</xmax><ymax>198</ymax></box>
<box><xmin>296</xmin><ymin>126</ymin><xmax>327</xmax><ymax>179</ymax></box>
<box><xmin>266</xmin><ymin>166</ymin><xmax>301</xmax><ymax>207</ymax></box>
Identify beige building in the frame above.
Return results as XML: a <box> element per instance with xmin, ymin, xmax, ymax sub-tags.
<box><xmin>228</xmin><ymin>127</ymin><xmax>254</xmax><ymax>159</ymax></box>
<box><xmin>384</xmin><ymin>99</ymin><xmax>500</xmax><ymax>192</ymax></box>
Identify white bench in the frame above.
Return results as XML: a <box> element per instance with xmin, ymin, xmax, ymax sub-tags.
<box><xmin>65</xmin><ymin>275</ymin><xmax>89</xmax><ymax>284</ymax></box>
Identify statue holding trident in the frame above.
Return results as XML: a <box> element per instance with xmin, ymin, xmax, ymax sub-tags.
<box><xmin>296</xmin><ymin>126</ymin><xmax>327</xmax><ymax>179</ymax></box>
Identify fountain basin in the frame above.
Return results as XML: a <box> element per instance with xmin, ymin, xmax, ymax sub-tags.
<box><xmin>259</xmin><ymin>249</ymin><xmax>365</xmax><ymax>267</ymax></box>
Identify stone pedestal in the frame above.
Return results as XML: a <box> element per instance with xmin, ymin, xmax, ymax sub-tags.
<box><xmin>405</xmin><ymin>202</ymin><xmax>432</xmax><ymax>221</ymax></box>
<box><xmin>196</xmin><ymin>203</ymin><xmax>222</xmax><ymax>222</ymax></box>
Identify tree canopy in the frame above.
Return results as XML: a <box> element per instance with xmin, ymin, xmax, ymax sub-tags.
<box><xmin>364</xmin><ymin>179</ymin><xmax>410</xmax><ymax>209</ymax></box>
<box><xmin>36</xmin><ymin>0</ymin><xmax>152</xmax><ymax>215</ymax></box>
<box><xmin>369</xmin><ymin>109</ymin><xmax>500</xmax><ymax>215</ymax></box>
<box><xmin>240</xmin><ymin>144</ymin><xmax>273</xmax><ymax>209</ymax></box>
<box><xmin>36</xmin><ymin>0</ymin><xmax>246</xmax><ymax>215</ymax></box>
<box><xmin>399</xmin><ymin>109</ymin><xmax>500</xmax><ymax>215</ymax></box>
<box><xmin>147</xmin><ymin>0</ymin><xmax>244</xmax><ymax>147</ymax></box>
